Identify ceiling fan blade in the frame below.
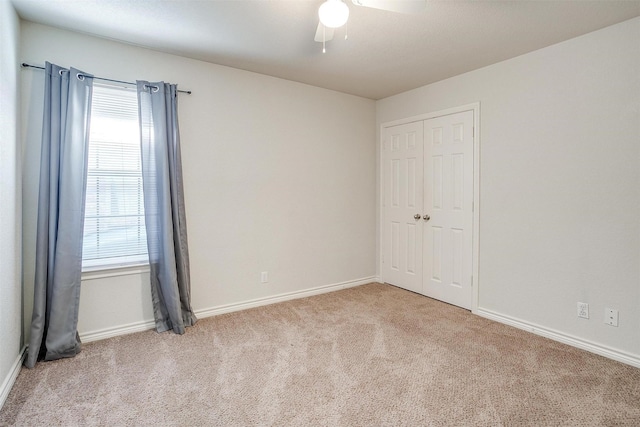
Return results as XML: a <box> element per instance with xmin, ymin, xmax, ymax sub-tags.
<box><xmin>314</xmin><ymin>22</ymin><xmax>334</xmax><ymax>43</ymax></box>
<box><xmin>352</xmin><ymin>0</ymin><xmax>426</xmax><ymax>14</ymax></box>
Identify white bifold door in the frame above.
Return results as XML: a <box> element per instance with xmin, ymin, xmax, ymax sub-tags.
<box><xmin>382</xmin><ymin>110</ymin><xmax>474</xmax><ymax>310</ymax></box>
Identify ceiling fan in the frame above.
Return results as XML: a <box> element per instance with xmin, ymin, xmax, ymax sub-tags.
<box><xmin>314</xmin><ymin>0</ymin><xmax>427</xmax><ymax>50</ymax></box>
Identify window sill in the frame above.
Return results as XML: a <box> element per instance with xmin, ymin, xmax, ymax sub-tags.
<box><xmin>82</xmin><ymin>263</ymin><xmax>150</xmax><ymax>281</ymax></box>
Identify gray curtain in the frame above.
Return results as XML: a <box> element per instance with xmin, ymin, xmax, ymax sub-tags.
<box><xmin>25</xmin><ymin>63</ymin><xmax>93</xmax><ymax>368</ymax></box>
<box><xmin>137</xmin><ymin>81</ymin><xmax>196</xmax><ymax>334</ymax></box>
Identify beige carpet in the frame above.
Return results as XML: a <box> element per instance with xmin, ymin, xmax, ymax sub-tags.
<box><xmin>1</xmin><ymin>283</ymin><xmax>639</xmax><ymax>426</ymax></box>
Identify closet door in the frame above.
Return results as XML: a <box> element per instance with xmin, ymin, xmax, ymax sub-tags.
<box><xmin>423</xmin><ymin>111</ymin><xmax>474</xmax><ymax>309</ymax></box>
<box><xmin>382</xmin><ymin>121</ymin><xmax>424</xmax><ymax>294</ymax></box>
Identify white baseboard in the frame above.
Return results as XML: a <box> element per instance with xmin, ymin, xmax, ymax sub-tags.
<box><xmin>195</xmin><ymin>276</ymin><xmax>377</xmax><ymax>319</ymax></box>
<box><xmin>80</xmin><ymin>319</ymin><xmax>156</xmax><ymax>343</ymax></box>
<box><xmin>80</xmin><ymin>276</ymin><xmax>378</xmax><ymax>343</ymax></box>
<box><xmin>475</xmin><ymin>308</ymin><xmax>640</xmax><ymax>369</ymax></box>
<box><xmin>0</xmin><ymin>346</ymin><xmax>26</xmax><ymax>411</ymax></box>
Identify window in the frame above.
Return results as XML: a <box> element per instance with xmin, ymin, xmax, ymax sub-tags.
<box><xmin>82</xmin><ymin>84</ymin><xmax>148</xmax><ymax>270</ymax></box>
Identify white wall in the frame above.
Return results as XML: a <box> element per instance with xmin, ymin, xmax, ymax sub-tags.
<box><xmin>377</xmin><ymin>17</ymin><xmax>640</xmax><ymax>360</ymax></box>
<box><xmin>0</xmin><ymin>0</ymin><xmax>23</xmax><ymax>408</ymax></box>
<box><xmin>21</xmin><ymin>22</ymin><xmax>376</xmax><ymax>339</ymax></box>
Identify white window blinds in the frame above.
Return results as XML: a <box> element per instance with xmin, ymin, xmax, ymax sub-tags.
<box><xmin>82</xmin><ymin>84</ymin><xmax>149</xmax><ymax>269</ymax></box>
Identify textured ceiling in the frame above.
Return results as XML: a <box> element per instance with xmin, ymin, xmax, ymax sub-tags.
<box><xmin>10</xmin><ymin>0</ymin><xmax>640</xmax><ymax>99</ymax></box>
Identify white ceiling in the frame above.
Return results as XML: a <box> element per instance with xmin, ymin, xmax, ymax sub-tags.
<box><xmin>10</xmin><ymin>0</ymin><xmax>640</xmax><ymax>100</ymax></box>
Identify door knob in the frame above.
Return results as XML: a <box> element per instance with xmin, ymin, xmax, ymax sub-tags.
<box><xmin>414</xmin><ymin>214</ymin><xmax>421</xmax><ymax>220</ymax></box>
<box><xmin>423</xmin><ymin>214</ymin><xmax>430</xmax><ymax>221</ymax></box>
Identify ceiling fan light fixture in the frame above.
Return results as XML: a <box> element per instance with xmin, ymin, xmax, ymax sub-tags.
<box><xmin>318</xmin><ymin>0</ymin><xmax>350</xmax><ymax>29</ymax></box>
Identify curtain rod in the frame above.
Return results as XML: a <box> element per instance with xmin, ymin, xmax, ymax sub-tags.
<box><xmin>21</xmin><ymin>63</ymin><xmax>192</xmax><ymax>95</ymax></box>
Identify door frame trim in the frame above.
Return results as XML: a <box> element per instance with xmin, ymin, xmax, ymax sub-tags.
<box><xmin>379</xmin><ymin>102</ymin><xmax>481</xmax><ymax>313</ymax></box>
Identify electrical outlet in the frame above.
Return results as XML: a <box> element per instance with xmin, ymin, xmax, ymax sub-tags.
<box><xmin>260</xmin><ymin>271</ymin><xmax>269</xmax><ymax>283</ymax></box>
<box><xmin>605</xmin><ymin>308</ymin><xmax>618</xmax><ymax>327</ymax></box>
<box><xmin>577</xmin><ymin>302</ymin><xmax>589</xmax><ymax>319</ymax></box>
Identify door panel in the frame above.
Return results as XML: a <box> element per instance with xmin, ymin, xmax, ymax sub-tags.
<box><xmin>382</xmin><ymin>121</ymin><xmax>424</xmax><ymax>294</ymax></box>
<box><xmin>423</xmin><ymin>111</ymin><xmax>474</xmax><ymax>309</ymax></box>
